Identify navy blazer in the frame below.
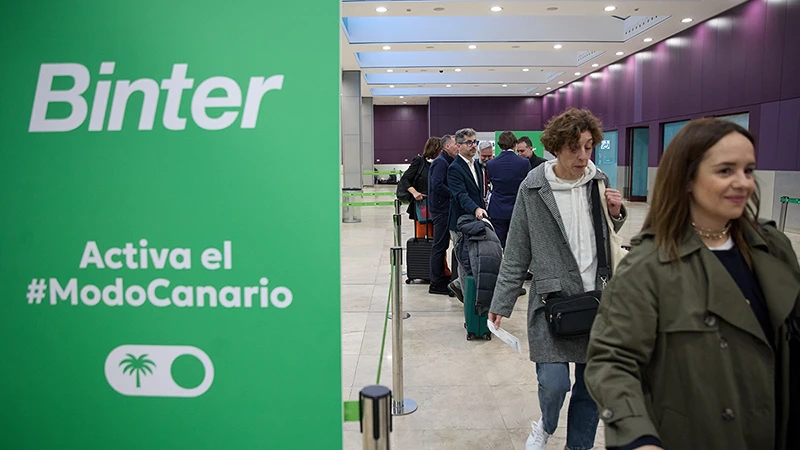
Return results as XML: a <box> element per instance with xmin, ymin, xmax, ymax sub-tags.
<box><xmin>486</xmin><ymin>150</ymin><xmax>530</xmax><ymax>221</ymax></box>
<box><xmin>447</xmin><ymin>155</ymin><xmax>486</xmax><ymax>231</ymax></box>
<box><xmin>427</xmin><ymin>151</ymin><xmax>454</xmax><ymax>215</ymax></box>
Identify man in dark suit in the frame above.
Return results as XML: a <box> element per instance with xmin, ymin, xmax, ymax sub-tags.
<box><xmin>486</xmin><ymin>131</ymin><xmax>530</xmax><ymax>248</ymax></box>
<box><xmin>427</xmin><ymin>135</ymin><xmax>458</xmax><ymax>296</ymax></box>
<box><xmin>446</xmin><ymin>128</ymin><xmax>487</xmax><ymax>300</ymax></box>
<box><xmin>517</xmin><ymin>136</ymin><xmax>548</xmax><ymax>170</ymax></box>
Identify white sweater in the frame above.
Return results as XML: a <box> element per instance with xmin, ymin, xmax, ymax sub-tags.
<box><xmin>544</xmin><ymin>159</ymin><xmax>598</xmax><ymax>292</ymax></box>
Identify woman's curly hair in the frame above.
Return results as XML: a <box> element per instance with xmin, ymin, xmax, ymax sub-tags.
<box><xmin>540</xmin><ymin>108</ymin><xmax>603</xmax><ymax>156</ymax></box>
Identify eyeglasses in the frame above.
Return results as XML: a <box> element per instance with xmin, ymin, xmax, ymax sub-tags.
<box><xmin>458</xmin><ymin>140</ymin><xmax>479</xmax><ymax>146</ymax></box>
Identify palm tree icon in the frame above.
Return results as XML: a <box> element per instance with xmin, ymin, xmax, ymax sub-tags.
<box><xmin>119</xmin><ymin>354</ymin><xmax>156</xmax><ymax>388</ymax></box>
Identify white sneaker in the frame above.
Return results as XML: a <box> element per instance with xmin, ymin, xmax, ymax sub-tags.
<box><xmin>525</xmin><ymin>418</ymin><xmax>551</xmax><ymax>450</ymax></box>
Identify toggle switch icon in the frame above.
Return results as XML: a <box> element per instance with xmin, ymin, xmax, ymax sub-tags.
<box><xmin>105</xmin><ymin>345</ymin><xmax>214</xmax><ymax>398</ymax></box>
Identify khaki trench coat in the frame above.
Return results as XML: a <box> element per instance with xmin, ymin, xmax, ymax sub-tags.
<box><xmin>585</xmin><ymin>220</ymin><xmax>799</xmax><ymax>450</ymax></box>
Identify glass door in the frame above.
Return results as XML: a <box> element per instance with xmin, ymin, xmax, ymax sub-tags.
<box><xmin>595</xmin><ymin>130</ymin><xmax>618</xmax><ymax>189</ymax></box>
<box><xmin>629</xmin><ymin>127</ymin><xmax>649</xmax><ymax>202</ymax></box>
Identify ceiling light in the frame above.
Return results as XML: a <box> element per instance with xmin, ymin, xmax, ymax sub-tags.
<box><xmin>399</xmin><ymin>96</ymin><xmax>404</xmax><ymax>98</ymax></box>
<box><xmin>592</xmin><ymin>63</ymin><xmax>599</xmax><ymax>67</ymax></box>
<box><xmin>402</xmin><ymin>102</ymin><xmax>407</xmax><ymax>104</ymax></box>
<box><xmin>382</xmin><ymin>45</ymin><xmax>391</xmax><ymax>50</ymax></box>
<box><xmin>387</xmin><ymin>69</ymin><xmax>393</xmax><ymax>72</ymax></box>
<box><xmin>426</xmin><ymin>46</ymin><xmax>435</xmax><ymax>49</ymax></box>
<box><xmin>616</xmin><ymin>51</ymin><xmax>624</xmax><ymax>56</ymax></box>
<box><xmin>434</xmin><ymin>7</ymin><xmax>445</xmax><ymax>11</ymax></box>
<box><xmin>554</xmin><ymin>44</ymin><xmax>563</xmax><ymax>49</ymax></box>
<box><xmin>604</xmin><ymin>6</ymin><xmax>617</xmax><ymax>11</ymax></box>
<box><xmin>643</xmin><ymin>37</ymin><xmax>653</xmax><ymax>42</ymax></box>
<box><xmin>468</xmin><ymin>45</ymin><xmax>477</xmax><ymax>49</ymax></box>
<box><xmin>502</xmin><ymin>84</ymin><xmax>508</xmax><ymax>87</ymax></box>
<box><xmin>682</xmin><ymin>18</ymin><xmax>693</xmax><ymax>23</ymax></box>
<box><xmin>512</xmin><ymin>45</ymin><xmax>520</xmax><ymax>49</ymax></box>
<box><xmin>546</xmin><ymin>87</ymin><xmax>552</xmax><ymax>90</ymax></box>
<box><xmin>523</xmin><ymin>68</ymin><xmax>530</xmax><ymax>72</ymax></box>
<box><xmin>574</xmin><ymin>72</ymin><xmax>581</xmax><ymax>75</ymax></box>
<box><xmin>491</xmin><ymin>6</ymin><xmax>503</xmax><ymax>12</ymax></box>
<box><xmin>389</xmin><ymin>85</ymin><xmax>395</xmax><ymax>88</ymax></box>
<box><xmin>558</xmin><ymin>81</ymin><xmax>564</xmax><ymax>84</ymax></box>
<box><xmin>376</xmin><ymin>6</ymin><xmax>387</xmax><ymax>13</ymax></box>
<box><xmin>446</xmin><ymin>85</ymin><xmax>452</xmax><ymax>87</ymax></box>
<box><xmin>547</xmin><ymin>7</ymin><xmax>558</xmax><ymax>11</ymax></box>
<box><xmin>455</xmin><ymin>68</ymin><xmax>462</xmax><ymax>72</ymax></box>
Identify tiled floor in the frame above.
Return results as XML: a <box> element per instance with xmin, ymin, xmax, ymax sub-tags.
<box><xmin>341</xmin><ymin>187</ymin><xmax>800</xmax><ymax>450</ymax></box>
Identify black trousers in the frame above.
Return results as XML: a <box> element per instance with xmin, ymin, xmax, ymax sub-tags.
<box><xmin>429</xmin><ymin>211</ymin><xmax>450</xmax><ymax>289</ymax></box>
<box><xmin>493</xmin><ymin>218</ymin><xmax>511</xmax><ymax>249</ymax></box>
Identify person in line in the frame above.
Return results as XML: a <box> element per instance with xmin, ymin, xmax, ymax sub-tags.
<box><xmin>476</xmin><ymin>141</ymin><xmax>494</xmax><ymax>205</ymax></box>
<box><xmin>486</xmin><ymin>131</ymin><xmax>530</xmax><ymax>248</ymax></box>
<box><xmin>446</xmin><ymin>128</ymin><xmax>488</xmax><ymax>302</ymax></box>
<box><xmin>584</xmin><ymin>118</ymin><xmax>800</xmax><ymax>450</ymax></box>
<box><xmin>517</xmin><ymin>135</ymin><xmax>548</xmax><ymax>170</ymax></box>
<box><xmin>488</xmin><ymin>108</ymin><xmax>626</xmax><ymax>450</ymax></box>
<box><xmin>398</xmin><ymin>137</ymin><xmax>442</xmax><ymax>238</ymax></box>
<box><xmin>428</xmin><ymin>135</ymin><xmax>459</xmax><ymax>296</ymax></box>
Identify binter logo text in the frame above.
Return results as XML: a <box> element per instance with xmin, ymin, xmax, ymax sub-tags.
<box><xmin>29</xmin><ymin>63</ymin><xmax>285</xmax><ymax>133</ymax></box>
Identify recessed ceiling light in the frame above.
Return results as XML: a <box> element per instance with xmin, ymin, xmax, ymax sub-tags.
<box><xmin>558</xmin><ymin>81</ymin><xmax>564</xmax><ymax>84</ymax></box>
<box><xmin>455</xmin><ymin>68</ymin><xmax>462</xmax><ymax>72</ymax></box>
<box><xmin>604</xmin><ymin>6</ymin><xmax>617</xmax><ymax>11</ymax></box>
<box><xmin>376</xmin><ymin>6</ymin><xmax>387</xmax><ymax>13</ymax></box>
<box><xmin>554</xmin><ymin>44</ymin><xmax>563</xmax><ymax>49</ymax></box>
<box><xmin>389</xmin><ymin>85</ymin><xmax>395</xmax><ymax>88</ymax></box>
<box><xmin>502</xmin><ymin>84</ymin><xmax>508</xmax><ymax>87</ymax></box>
<box><xmin>399</xmin><ymin>96</ymin><xmax>404</xmax><ymax>98</ymax></box>
<box><xmin>402</xmin><ymin>102</ymin><xmax>407</xmax><ymax>104</ymax></box>
<box><xmin>547</xmin><ymin>6</ymin><xmax>558</xmax><ymax>11</ymax></box>
<box><xmin>491</xmin><ymin>6</ymin><xmax>503</xmax><ymax>12</ymax></box>
<box><xmin>546</xmin><ymin>87</ymin><xmax>552</xmax><ymax>90</ymax></box>
<box><xmin>387</xmin><ymin>69</ymin><xmax>393</xmax><ymax>72</ymax></box>
<box><xmin>592</xmin><ymin>63</ymin><xmax>599</xmax><ymax>67</ymax></box>
<box><xmin>426</xmin><ymin>46</ymin><xmax>435</xmax><ymax>49</ymax></box>
<box><xmin>468</xmin><ymin>45</ymin><xmax>477</xmax><ymax>49</ymax></box>
<box><xmin>433</xmin><ymin>7</ymin><xmax>445</xmax><ymax>11</ymax></box>
<box><xmin>382</xmin><ymin>45</ymin><xmax>391</xmax><ymax>50</ymax></box>
<box><xmin>616</xmin><ymin>51</ymin><xmax>624</xmax><ymax>56</ymax></box>
<box><xmin>446</xmin><ymin>84</ymin><xmax>452</xmax><ymax>87</ymax></box>
<box><xmin>682</xmin><ymin>18</ymin><xmax>693</xmax><ymax>23</ymax></box>
<box><xmin>523</xmin><ymin>68</ymin><xmax>530</xmax><ymax>72</ymax></box>
<box><xmin>643</xmin><ymin>37</ymin><xmax>653</xmax><ymax>42</ymax></box>
<box><xmin>574</xmin><ymin>72</ymin><xmax>581</xmax><ymax>75</ymax></box>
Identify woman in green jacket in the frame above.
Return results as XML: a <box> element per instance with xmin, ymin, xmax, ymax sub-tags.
<box><xmin>584</xmin><ymin>118</ymin><xmax>799</xmax><ymax>450</ymax></box>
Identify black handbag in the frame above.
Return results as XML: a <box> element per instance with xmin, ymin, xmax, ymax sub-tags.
<box><xmin>395</xmin><ymin>156</ymin><xmax>423</xmax><ymax>203</ymax></box>
<box><xmin>543</xmin><ymin>180</ymin><xmax>610</xmax><ymax>338</ymax></box>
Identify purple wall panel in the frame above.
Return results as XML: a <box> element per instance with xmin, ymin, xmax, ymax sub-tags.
<box><xmin>540</xmin><ymin>0</ymin><xmax>800</xmax><ymax>170</ymax></box>
<box><xmin>374</xmin><ymin>105</ymin><xmax>429</xmax><ymax>164</ymax></box>
<box><xmin>428</xmin><ymin>97</ymin><xmax>544</xmax><ymax>136</ymax></box>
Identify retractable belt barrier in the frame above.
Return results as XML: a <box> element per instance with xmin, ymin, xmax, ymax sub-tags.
<box><xmin>778</xmin><ymin>196</ymin><xmax>799</xmax><ymax>233</ymax></box>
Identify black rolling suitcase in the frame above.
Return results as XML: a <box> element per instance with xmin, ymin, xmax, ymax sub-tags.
<box><xmin>405</xmin><ymin>221</ymin><xmax>432</xmax><ymax>284</ymax></box>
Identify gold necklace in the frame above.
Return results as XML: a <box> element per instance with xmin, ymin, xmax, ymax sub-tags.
<box><xmin>691</xmin><ymin>222</ymin><xmax>731</xmax><ymax>240</ymax></box>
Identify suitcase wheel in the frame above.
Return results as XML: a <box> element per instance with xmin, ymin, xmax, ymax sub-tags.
<box><xmin>405</xmin><ymin>279</ymin><xmax>412</xmax><ymax>284</ymax></box>
<box><xmin>483</xmin><ymin>333</ymin><xmax>492</xmax><ymax>341</ymax></box>
<box><xmin>466</xmin><ymin>332</ymin><xmax>475</xmax><ymax>341</ymax></box>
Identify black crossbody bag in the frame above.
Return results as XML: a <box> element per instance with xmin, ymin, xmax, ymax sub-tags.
<box><xmin>543</xmin><ymin>180</ymin><xmax>609</xmax><ymax>338</ymax></box>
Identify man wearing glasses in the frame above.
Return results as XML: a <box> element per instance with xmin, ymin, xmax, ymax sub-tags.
<box><xmin>446</xmin><ymin>128</ymin><xmax>488</xmax><ymax>301</ymax></box>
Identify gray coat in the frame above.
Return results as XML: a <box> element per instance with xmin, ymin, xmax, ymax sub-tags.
<box><xmin>489</xmin><ymin>165</ymin><xmax>626</xmax><ymax>363</ymax></box>
<box><xmin>457</xmin><ymin>215</ymin><xmax>503</xmax><ymax>315</ymax></box>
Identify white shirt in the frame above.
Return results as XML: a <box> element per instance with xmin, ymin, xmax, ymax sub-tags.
<box><xmin>459</xmin><ymin>153</ymin><xmax>480</xmax><ymax>189</ymax></box>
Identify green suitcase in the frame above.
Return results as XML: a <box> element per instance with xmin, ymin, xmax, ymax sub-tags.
<box><xmin>463</xmin><ymin>275</ymin><xmax>492</xmax><ymax>341</ymax></box>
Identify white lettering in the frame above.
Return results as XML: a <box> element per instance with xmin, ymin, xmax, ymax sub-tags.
<box><xmin>170</xmin><ymin>248</ymin><xmax>191</xmax><ymax>270</ymax></box>
<box><xmin>149</xmin><ymin>248</ymin><xmax>168</xmax><ymax>269</ymax></box>
<box><xmin>201</xmin><ymin>247</ymin><xmax>222</xmax><ymax>270</ymax></box>
<box><xmin>104</xmin><ymin>248</ymin><xmax>122</xmax><ymax>270</ymax></box>
<box><xmin>172</xmin><ymin>286</ymin><xmax>193</xmax><ymax>307</ymax></box>
<box><xmin>102</xmin><ymin>278</ymin><xmax>124</xmax><ymax>306</ymax></box>
<box><xmin>160</xmin><ymin>64</ymin><xmax>194</xmax><ymax>130</ymax></box>
<box><xmin>223</xmin><ymin>240</ymin><xmax>232</xmax><ymax>270</ymax></box>
<box><xmin>197</xmin><ymin>286</ymin><xmax>217</xmax><ymax>307</ymax></box>
<box><xmin>122</xmin><ymin>243</ymin><xmax>138</xmax><ymax>269</ymax></box>
<box><xmin>108</xmin><ymin>78</ymin><xmax>160</xmax><ymax>131</ymax></box>
<box><xmin>244</xmin><ymin>286</ymin><xmax>258</xmax><ymax>308</ymax></box>
<box><xmin>219</xmin><ymin>286</ymin><xmax>241</xmax><ymax>308</ymax></box>
<box><xmin>126</xmin><ymin>285</ymin><xmax>146</xmax><ymax>307</ymax></box>
<box><xmin>270</xmin><ymin>286</ymin><xmax>293</xmax><ymax>308</ymax></box>
<box><xmin>148</xmin><ymin>278</ymin><xmax>170</xmax><ymax>307</ymax></box>
<box><xmin>50</xmin><ymin>278</ymin><xmax>78</xmax><ymax>305</ymax></box>
<box><xmin>29</xmin><ymin>63</ymin><xmax>90</xmax><ymax>132</ymax></box>
<box><xmin>79</xmin><ymin>241</ymin><xmax>104</xmax><ymax>269</ymax></box>
<box><xmin>191</xmin><ymin>77</ymin><xmax>242</xmax><ymax>130</ymax></box>
<box><xmin>241</xmin><ymin>75</ymin><xmax>284</xmax><ymax>129</ymax></box>
<box><xmin>81</xmin><ymin>284</ymin><xmax>101</xmax><ymax>306</ymax></box>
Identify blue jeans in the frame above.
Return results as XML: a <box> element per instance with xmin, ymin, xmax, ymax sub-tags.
<box><xmin>536</xmin><ymin>363</ymin><xmax>599</xmax><ymax>450</ymax></box>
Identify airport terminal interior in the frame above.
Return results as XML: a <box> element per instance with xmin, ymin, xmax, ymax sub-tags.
<box><xmin>339</xmin><ymin>0</ymin><xmax>800</xmax><ymax>449</ymax></box>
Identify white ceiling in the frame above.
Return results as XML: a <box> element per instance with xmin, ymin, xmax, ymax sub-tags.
<box><xmin>341</xmin><ymin>0</ymin><xmax>749</xmax><ymax>105</ymax></box>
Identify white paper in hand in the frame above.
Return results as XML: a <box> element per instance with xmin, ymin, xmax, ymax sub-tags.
<box><xmin>487</xmin><ymin>320</ymin><xmax>522</xmax><ymax>353</ymax></box>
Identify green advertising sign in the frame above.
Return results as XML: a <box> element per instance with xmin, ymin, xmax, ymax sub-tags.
<box><xmin>494</xmin><ymin>131</ymin><xmax>546</xmax><ymax>157</ymax></box>
<box><xmin>0</xmin><ymin>2</ymin><xmax>342</xmax><ymax>449</ymax></box>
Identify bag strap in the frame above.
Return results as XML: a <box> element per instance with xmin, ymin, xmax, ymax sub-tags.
<box><xmin>590</xmin><ymin>180</ymin><xmax>610</xmax><ymax>285</ymax></box>
<box><xmin>409</xmin><ymin>156</ymin><xmax>424</xmax><ymax>190</ymax></box>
